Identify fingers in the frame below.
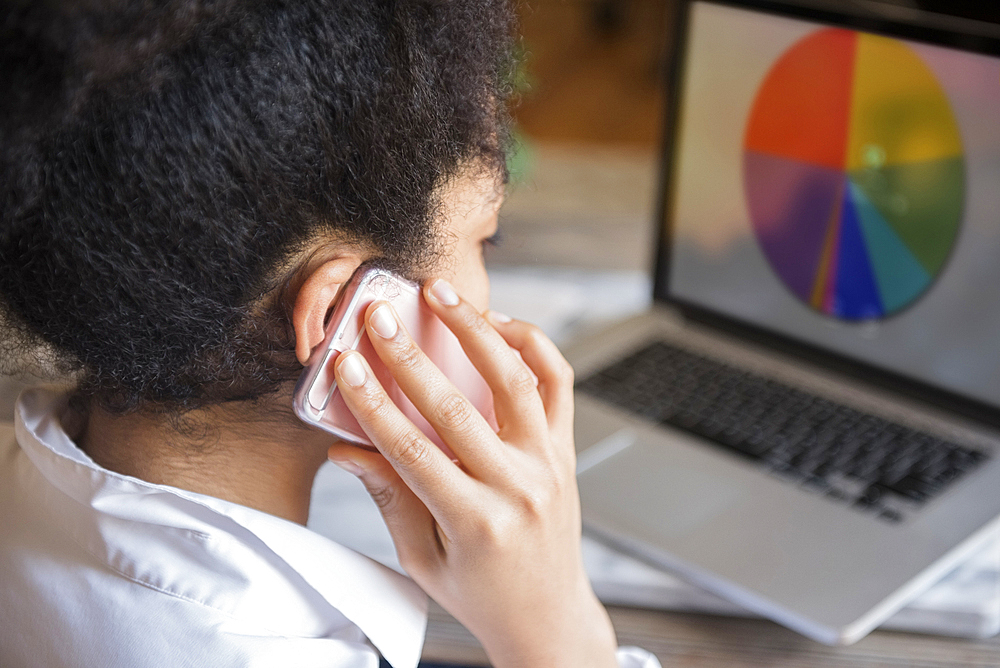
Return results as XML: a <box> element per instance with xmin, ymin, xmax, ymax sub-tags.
<box><xmin>484</xmin><ymin>310</ymin><xmax>575</xmax><ymax>436</ymax></box>
<box><xmin>327</xmin><ymin>443</ymin><xmax>442</xmax><ymax>576</ymax></box>
<box><xmin>333</xmin><ymin>349</ymin><xmax>471</xmax><ymax>522</ymax></box>
<box><xmin>422</xmin><ymin>280</ymin><xmax>548</xmax><ymax>439</ymax></box>
<box><xmin>362</xmin><ymin>300</ymin><xmax>505</xmax><ymax>476</ymax></box>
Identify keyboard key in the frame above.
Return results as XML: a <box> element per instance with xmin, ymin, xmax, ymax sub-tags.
<box><xmin>577</xmin><ymin>341</ymin><xmax>990</xmax><ymax>523</ymax></box>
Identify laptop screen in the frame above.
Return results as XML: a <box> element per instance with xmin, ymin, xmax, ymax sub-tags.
<box><xmin>664</xmin><ymin>0</ymin><xmax>1000</xmax><ymax>411</ymax></box>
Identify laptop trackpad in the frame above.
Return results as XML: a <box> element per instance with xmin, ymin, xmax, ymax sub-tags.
<box><xmin>578</xmin><ymin>430</ymin><xmax>743</xmax><ymax>541</ymax></box>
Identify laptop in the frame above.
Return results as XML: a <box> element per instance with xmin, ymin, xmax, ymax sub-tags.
<box><xmin>566</xmin><ymin>0</ymin><xmax>1000</xmax><ymax>645</ymax></box>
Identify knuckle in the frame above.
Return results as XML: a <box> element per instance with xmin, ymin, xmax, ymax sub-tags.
<box><xmin>515</xmin><ymin>486</ymin><xmax>551</xmax><ymax>520</ymax></box>
<box><xmin>467</xmin><ymin>483</ymin><xmax>564</xmax><ymax>550</ymax></box>
<box><xmin>391</xmin><ymin>339</ymin><xmax>424</xmax><ymax>372</ymax></box>
<box><xmin>469</xmin><ymin>513</ymin><xmax>513</xmax><ymax>550</ymax></box>
<box><xmin>506</xmin><ymin>368</ymin><xmax>538</xmax><ymax>399</ymax></box>
<box><xmin>366</xmin><ymin>481</ymin><xmax>398</xmax><ymax>513</ymax></box>
<box><xmin>356</xmin><ymin>385</ymin><xmax>391</xmax><ymax>417</ymax></box>
<box><xmin>390</xmin><ymin>430</ymin><xmax>433</xmax><ymax>470</ymax></box>
<box><xmin>515</xmin><ymin>467</ymin><xmax>567</xmax><ymax>518</ymax></box>
<box><xmin>434</xmin><ymin>392</ymin><xmax>475</xmax><ymax>433</ymax></box>
<box><xmin>458</xmin><ymin>307</ymin><xmax>490</xmax><ymax>336</ymax></box>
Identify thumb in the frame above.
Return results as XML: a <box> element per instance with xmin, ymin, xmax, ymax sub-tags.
<box><xmin>327</xmin><ymin>444</ymin><xmax>439</xmax><ymax>576</ymax></box>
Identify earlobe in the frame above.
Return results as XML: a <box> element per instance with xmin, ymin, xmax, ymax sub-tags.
<box><xmin>292</xmin><ymin>256</ymin><xmax>365</xmax><ymax>365</ymax></box>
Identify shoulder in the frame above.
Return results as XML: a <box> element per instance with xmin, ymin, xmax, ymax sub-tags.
<box><xmin>0</xmin><ymin>388</ymin><xmax>382</xmax><ymax>668</ymax></box>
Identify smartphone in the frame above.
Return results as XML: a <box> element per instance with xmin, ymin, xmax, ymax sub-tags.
<box><xmin>293</xmin><ymin>267</ymin><xmax>497</xmax><ymax>455</ymax></box>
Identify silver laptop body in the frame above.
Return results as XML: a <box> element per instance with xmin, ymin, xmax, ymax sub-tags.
<box><xmin>568</xmin><ymin>0</ymin><xmax>1000</xmax><ymax>645</ymax></box>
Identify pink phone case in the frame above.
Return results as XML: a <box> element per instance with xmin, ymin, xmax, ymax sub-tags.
<box><xmin>293</xmin><ymin>268</ymin><xmax>497</xmax><ymax>454</ymax></box>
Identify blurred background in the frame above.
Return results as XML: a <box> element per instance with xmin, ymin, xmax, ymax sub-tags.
<box><xmin>490</xmin><ymin>0</ymin><xmax>1000</xmax><ymax>276</ymax></box>
<box><xmin>489</xmin><ymin>0</ymin><xmax>672</xmax><ymax>274</ymax></box>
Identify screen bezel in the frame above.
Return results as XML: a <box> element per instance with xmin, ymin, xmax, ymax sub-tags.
<box><xmin>652</xmin><ymin>0</ymin><xmax>1000</xmax><ymax>428</ymax></box>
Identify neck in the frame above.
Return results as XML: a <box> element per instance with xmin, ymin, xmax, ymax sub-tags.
<box><xmin>78</xmin><ymin>397</ymin><xmax>331</xmax><ymax>525</ymax></box>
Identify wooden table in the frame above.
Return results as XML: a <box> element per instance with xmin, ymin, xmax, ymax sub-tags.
<box><xmin>423</xmin><ymin>601</ymin><xmax>1000</xmax><ymax>667</ymax></box>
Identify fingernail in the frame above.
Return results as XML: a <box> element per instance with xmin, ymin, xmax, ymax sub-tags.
<box><xmin>370</xmin><ymin>303</ymin><xmax>398</xmax><ymax>339</ymax></box>
<box><xmin>429</xmin><ymin>279</ymin><xmax>460</xmax><ymax>306</ymax></box>
<box><xmin>487</xmin><ymin>310</ymin><xmax>512</xmax><ymax>323</ymax></box>
<box><xmin>338</xmin><ymin>352</ymin><xmax>367</xmax><ymax>387</ymax></box>
<box><xmin>330</xmin><ymin>457</ymin><xmax>365</xmax><ymax>476</ymax></box>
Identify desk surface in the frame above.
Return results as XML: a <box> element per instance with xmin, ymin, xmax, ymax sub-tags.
<box><xmin>423</xmin><ymin>602</ymin><xmax>1000</xmax><ymax>667</ymax></box>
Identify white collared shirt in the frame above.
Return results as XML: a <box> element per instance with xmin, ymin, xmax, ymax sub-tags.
<box><xmin>0</xmin><ymin>388</ymin><xmax>660</xmax><ymax>667</ymax></box>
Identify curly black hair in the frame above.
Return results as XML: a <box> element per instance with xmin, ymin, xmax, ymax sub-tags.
<box><xmin>0</xmin><ymin>0</ymin><xmax>515</xmax><ymax>413</ymax></box>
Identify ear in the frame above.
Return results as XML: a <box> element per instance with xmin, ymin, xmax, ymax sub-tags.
<box><xmin>292</xmin><ymin>255</ymin><xmax>366</xmax><ymax>365</ymax></box>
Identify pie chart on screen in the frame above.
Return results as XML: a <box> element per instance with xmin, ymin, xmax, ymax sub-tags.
<box><xmin>743</xmin><ymin>27</ymin><xmax>964</xmax><ymax>320</ymax></box>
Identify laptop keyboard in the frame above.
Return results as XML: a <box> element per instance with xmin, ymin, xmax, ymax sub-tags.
<box><xmin>576</xmin><ymin>341</ymin><xmax>990</xmax><ymax>523</ymax></box>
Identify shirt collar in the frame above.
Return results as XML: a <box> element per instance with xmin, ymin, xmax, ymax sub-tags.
<box><xmin>15</xmin><ymin>387</ymin><xmax>427</xmax><ymax>668</ymax></box>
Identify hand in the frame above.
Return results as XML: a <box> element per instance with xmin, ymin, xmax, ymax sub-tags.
<box><xmin>326</xmin><ymin>278</ymin><xmax>618</xmax><ymax>668</ymax></box>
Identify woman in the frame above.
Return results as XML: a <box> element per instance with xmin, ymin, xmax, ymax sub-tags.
<box><xmin>0</xmin><ymin>0</ymin><xmax>659</xmax><ymax>665</ymax></box>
